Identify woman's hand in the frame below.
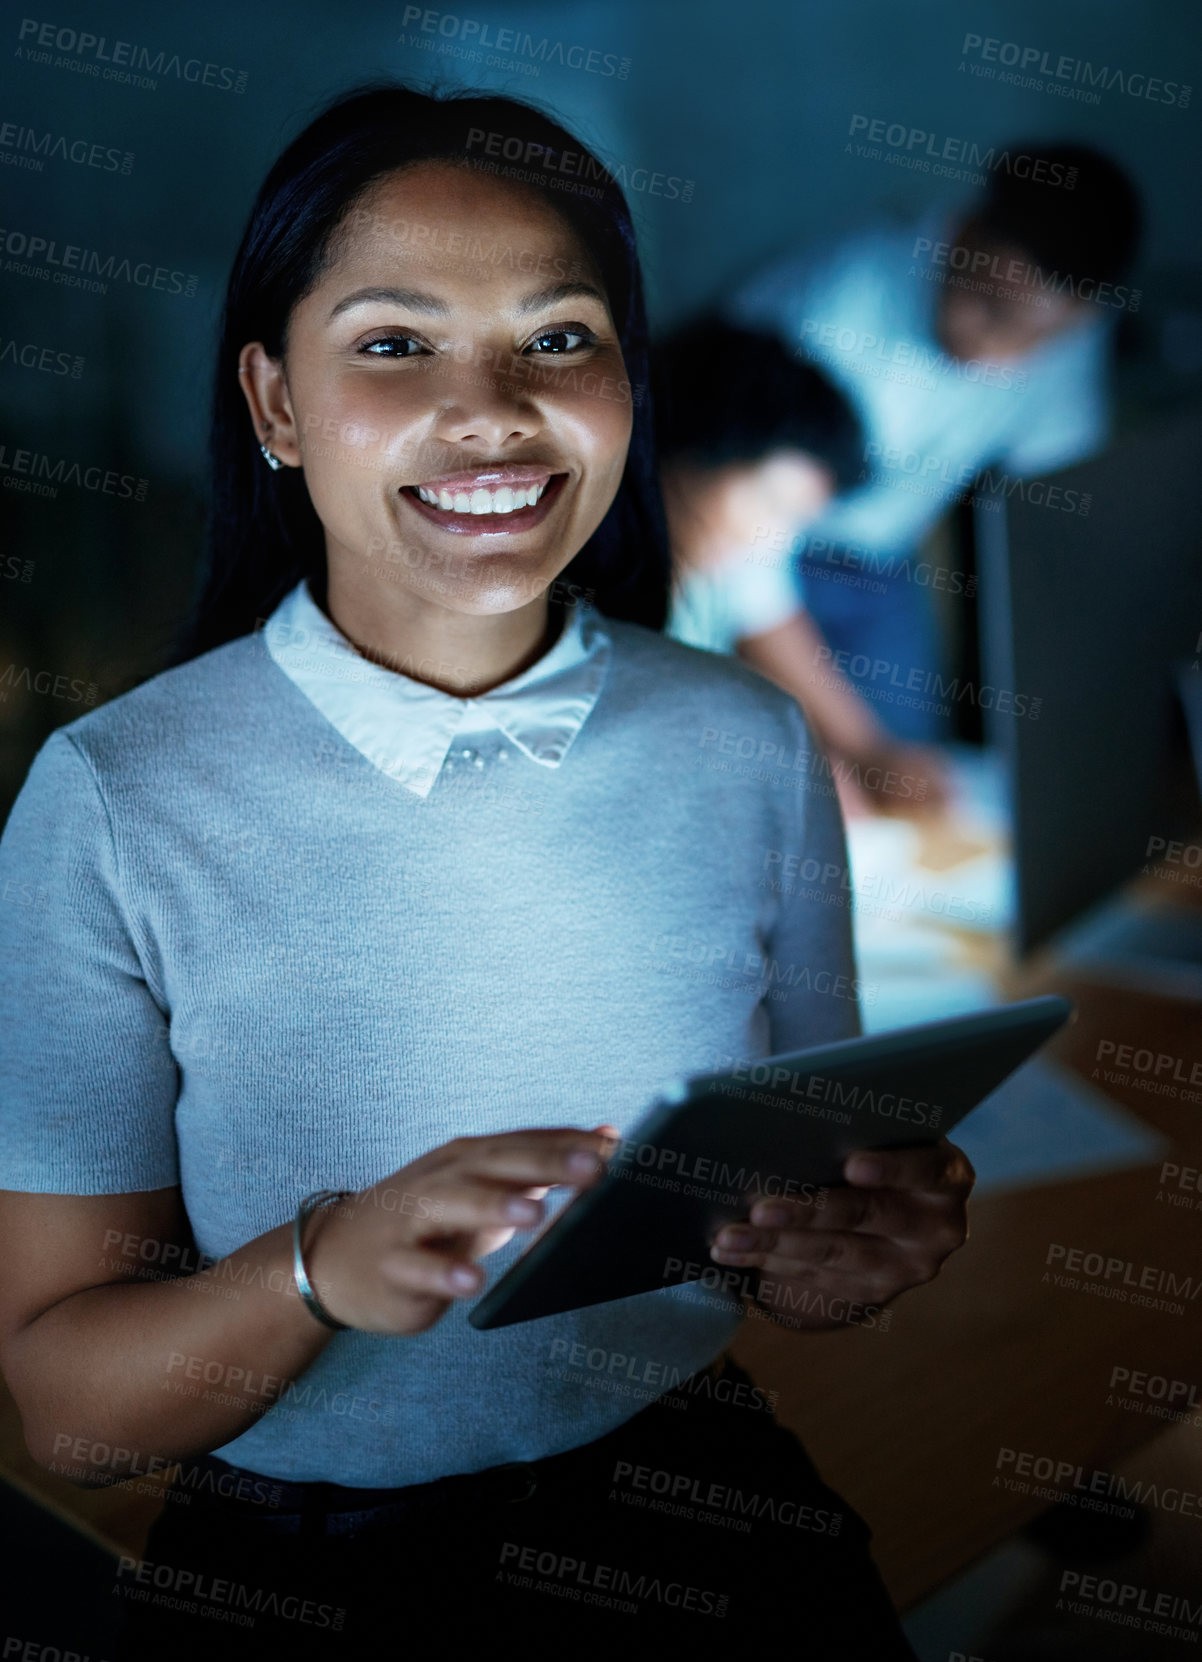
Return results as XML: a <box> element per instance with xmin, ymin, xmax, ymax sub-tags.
<box><xmin>708</xmin><ymin>1140</ymin><xmax>975</xmax><ymax>1330</ymax></box>
<box><xmin>305</xmin><ymin>1126</ymin><xmax>617</xmax><ymax>1335</ymax></box>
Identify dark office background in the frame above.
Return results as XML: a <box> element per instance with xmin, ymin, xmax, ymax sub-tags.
<box><xmin>2</xmin><ymin>0</ymin><xmax>1201</xmax><ymax>807</ymax></box>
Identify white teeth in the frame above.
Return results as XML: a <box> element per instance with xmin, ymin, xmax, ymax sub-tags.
<box><xmin>413</xmin><ymin>480</ymin><xmax>550</xmax><ymax>514</ymax></box>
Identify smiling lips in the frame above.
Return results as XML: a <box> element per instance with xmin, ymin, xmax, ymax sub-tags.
<box><xmin>415</xmin><ymin>480</ymin><xmax>549</xmax><ymax>515</ymax></box>
<box><xmin>402</xmin><ymin>467</ymin><xmax>564</xmax><ymax>533</ymax></box>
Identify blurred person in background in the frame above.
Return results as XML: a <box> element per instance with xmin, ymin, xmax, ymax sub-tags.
<box><xmin>727</xmin><ymin>144</ymin><xmax>1143</xmax><ymax>744</ymax></box>
<box><xmin>657</xmin><ymin>320</ymin><xmax>947</xmax><ymax>815</ymax></box>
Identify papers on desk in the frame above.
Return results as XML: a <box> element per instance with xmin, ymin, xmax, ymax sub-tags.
<box><xmin>847</xmin><ymin>746</ymin><xmax>1013</xmax><ymax>1033</ymax></box>
<box><xmin>953</xmin><ymin>1057</ymin><xmax>1169</xmax><ymax>1195</ymax></box>
<box><xmin>855</xmin><ymin>918</ymin><xmax>1001</xmax><ymax>1034</ymax></box>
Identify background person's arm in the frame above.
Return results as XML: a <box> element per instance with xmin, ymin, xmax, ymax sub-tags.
<box><xmin>739</xmin><ymin>611</ymin><xmax>951</xmax><ymax>813</ymax></box>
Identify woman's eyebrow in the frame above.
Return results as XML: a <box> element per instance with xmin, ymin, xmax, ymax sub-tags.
<box><xmin>515</xmin><ymin>280</ymin><xmax>607</xmax><ymax>316</ymax></box>
<box><xmin>327</xmin><ymin>286</ymin><xmax>449</xmax><ymax>321</ymax></box>
<box><xmin>325</xmin><ymin>278</ymin><xmax>608</xmax><ymax>325</ymax></box>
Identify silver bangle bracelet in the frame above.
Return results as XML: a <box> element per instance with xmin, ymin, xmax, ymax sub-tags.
<box><xmin>292</xmin><ymin>1189</ymin><xmax>353</xmax><ymax>1331</ymax></box>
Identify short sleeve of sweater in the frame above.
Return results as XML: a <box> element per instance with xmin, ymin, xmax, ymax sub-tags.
<box><xmin>764</xmin><ymin>700</ymin><xmax>863</xmax><ymax>1052</ymax></box>
<box><xmin>0</xmin><ymin>730</ymin><xmax>179</xmax><ymax>1193</ymax></box>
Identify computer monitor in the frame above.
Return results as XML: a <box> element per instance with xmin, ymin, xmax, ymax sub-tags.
<box><xmin>1177</xmin><ymin>658</ymin><xmax>1202</xmax><ymax>798</ymax></box>
<box><xmin>974</xmin><ymin>404</ymin><xmax>1202</xmax><ymax>955</ymax></box>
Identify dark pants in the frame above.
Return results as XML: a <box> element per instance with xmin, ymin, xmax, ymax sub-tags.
<box><xmin>114</xmin><ymin>1355</ymin><xmax>917</xmax><ymax>1660</ymax></box>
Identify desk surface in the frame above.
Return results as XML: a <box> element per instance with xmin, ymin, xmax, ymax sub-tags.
<box><xmin>733</xmin><ymin>870</ymin><xmax>1202</xmax><ymax>1609</ymax></box>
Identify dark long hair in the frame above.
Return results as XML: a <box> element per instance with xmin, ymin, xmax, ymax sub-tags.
<box><xmin>169</xmin><ymin>82</ymin><xmax>669</xmax><ymax>666</ymax></box>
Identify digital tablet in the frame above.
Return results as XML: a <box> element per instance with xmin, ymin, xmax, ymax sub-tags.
<box><xmin>468</xmin><ymin>995</ymin><xmax>1072</xmax><ymax>1329</ymax></box>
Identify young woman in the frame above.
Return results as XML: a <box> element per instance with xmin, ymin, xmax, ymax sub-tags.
<box><xmin>0</xmin><ymin>85</ymin><xmax>972</xmax><ymax>1658</ymax></box>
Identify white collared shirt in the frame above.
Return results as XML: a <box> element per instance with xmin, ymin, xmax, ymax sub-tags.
<box><xmin>263</xmin><ymin>579</ymin><xmax>612</xmax><ymax>799</ymax></box>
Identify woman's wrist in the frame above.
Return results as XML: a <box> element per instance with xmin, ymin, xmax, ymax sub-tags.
<box><xmin>293</xmin><ymin>1190</ymin><xmax>356</xmax><ymax>1332</ymax></box>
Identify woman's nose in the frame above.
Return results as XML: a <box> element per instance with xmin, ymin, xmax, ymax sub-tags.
<box><xmin>431</xmin><ymin>357</ymin><xmax>543</xmax><ymax>449</ymax></box>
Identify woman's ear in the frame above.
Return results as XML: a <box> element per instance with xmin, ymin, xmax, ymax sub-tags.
<box><xmin>237</xmin><ymin>342</ymin><xmax>302</xmax><ymax>467</ymax></box>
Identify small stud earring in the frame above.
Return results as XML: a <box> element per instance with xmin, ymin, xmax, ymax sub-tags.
<box><xmin>259</xmin><ymin>444</ymin><xmax>284</xmax><ymax>471</ymax></box>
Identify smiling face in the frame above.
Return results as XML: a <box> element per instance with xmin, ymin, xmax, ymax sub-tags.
<box><xmin>238</xmin><ymin>161</ymin><xmax>633</xmax><ymax>627</ymax></box>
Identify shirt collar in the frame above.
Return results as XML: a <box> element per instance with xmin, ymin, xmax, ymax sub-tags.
<box><xmin>263</xmin><ymin>579</ymin><xmax>611</xmax><ymax>799</ymax></box>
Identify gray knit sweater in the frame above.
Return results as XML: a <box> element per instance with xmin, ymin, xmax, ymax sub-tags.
<box><xmin>0</xmin><ymin>609</ymin><xmax>858</xmax><ymax>1484</ymax></box>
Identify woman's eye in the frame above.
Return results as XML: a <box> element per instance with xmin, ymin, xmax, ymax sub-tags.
<box><xmin>526</xmin><ymin>328</ymin><xmax>594</xmax><ymax>355</ymax></box>
<box><xmin>358</xmin><ymin>335</ymin><xmax>427</xmax><ymax>358</ymax></box>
